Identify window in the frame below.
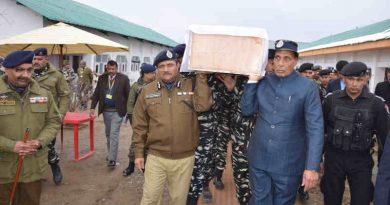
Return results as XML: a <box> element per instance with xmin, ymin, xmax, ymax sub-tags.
<box><xmin>131</xmin><ymin>56</ymin><xmax>141</xmax><ymax>72</ymax></box>
<box><xmin>116</xmin><ymin>55</ymin><xmax>128</xmax><ymax>73</ymax></box>
<box><xmin>95</xmin><ymin>55</ymin><xmax>110</xmax><ymax>74</ymax></box>
<box><xmin>143</xmin><ymin>57</ymin><xmax>151</xmax><ymax>64</ymax></box>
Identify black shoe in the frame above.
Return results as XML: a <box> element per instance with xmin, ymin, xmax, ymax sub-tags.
<box><xmin>107</xmin><ymin>160</ymin><xmax>116</xmax><ymax>168</ymax></box>
<box><xmin>202</xmin><ymin>185</ymin><xmax>213</xmax><ymax>203</ymax></box>
<box><xmin>122</xmin><ymin>162</ymin><xmax>135</xmax><ymax>177</ymax></box>
<box><xmin>298</xmin><ymin>186</ymin><xmax>310</xmax><ymax>201</ymax></box>
<box><xmin>213</xmin><ymin>177</ymin><xmax>224</xmax><ymax>190</ymax></box>
<box><xmin>50</xmin><ymin>164</ymin><xmax>63</xmax><ymax>185</ymax></box>
<box><xmin>186</xmin><ymin>196</ymin><xmax>198</xmax><ymax>205</ymax></box>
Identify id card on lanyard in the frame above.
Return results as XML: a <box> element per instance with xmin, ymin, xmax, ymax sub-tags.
<box><xmin>106</xmin><ymin>75</ymin><xmax>115</xmax><ymax>99</ymax></box>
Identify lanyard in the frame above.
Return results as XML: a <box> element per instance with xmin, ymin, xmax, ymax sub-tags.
<box><xmin>108</xmin><ymin>75</ymin><xmax>116</xmax><ymax>92</ymax></box>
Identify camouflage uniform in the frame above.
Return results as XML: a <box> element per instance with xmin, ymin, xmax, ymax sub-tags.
<box><xmin>61</xmin><ymin>67</ymin><xmax>78</xmax><ymax>111</ymax></box>
<box><xmin>211</xmin><ymin>75</ymin><xmax>255</xmax><ymax>204</ymax></box>
<box><xmin>188</xmin><ymin>75</ymin><xmax>227</xmax><ymax>199</ymax></box>
<box><xmin>228</xmin><ymin>76</ymin><xmax>255</xmax><ymax>204</ymax></box>
<box><xmin>77</xmin><ymin>66</ymin><xmax>93</xmax><ymax>110</ymax></box>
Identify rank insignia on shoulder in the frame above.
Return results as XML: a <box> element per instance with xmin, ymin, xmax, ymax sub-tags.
<box><xmin>30</xmin><ymin>97</ymin><xmax>48</xmax><ymax>104</ymax></box>
<box><xmin>146</xmin><ymin>93</ymin><xmax>161</xmax><ymax>99</ymax></box>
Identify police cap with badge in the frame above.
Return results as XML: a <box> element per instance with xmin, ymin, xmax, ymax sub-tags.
<box><xmin>274</xmin><ymin>39</ymin><xmax>299</xmax><ymax>56</ymax></box>
<box><xmin>340</xmin><ymin>62</ymin><xmax>367</xmax><ymax>77</ymax></box>
<box><xmin>2</xmin><ymin>50</ymin><xmax>34</xmax><ymax>69</ymax></box>
<box><xmin>153</xmin><ymin>49</ymin><xmax>177</xmax><ymax>67</ymax></box>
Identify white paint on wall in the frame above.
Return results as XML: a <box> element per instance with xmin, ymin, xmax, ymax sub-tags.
<box><xmin>0</xmin><ymin>0</ymin><xmax>43</xmax><ymax>41</ymax></box>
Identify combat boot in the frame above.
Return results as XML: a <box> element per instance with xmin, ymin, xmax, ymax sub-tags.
<box><xmin>213</xmin><ymin>169</ymin><xmax>224</xmax><ymax>190</ymax></box>
<box><xmin>50</xmin><ymin>164</ymin><xmax>63</xmax><ymax>185</ymax></box>
<box><xmin>123</xmin><ymin>161</ymin><xmax>135</xmax><ymax>177</ymax></box>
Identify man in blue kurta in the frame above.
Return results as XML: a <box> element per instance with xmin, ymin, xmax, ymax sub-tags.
<box><xmin>240</xmin><ymin>40</ymin><xmax>324</xmax><ymax>205</ymax></box>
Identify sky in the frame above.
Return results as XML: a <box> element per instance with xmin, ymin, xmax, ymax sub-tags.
<box><xmin>74</xmin><ymin>0</ymin><xmax>389</xmax><ymax>43</ymax></box>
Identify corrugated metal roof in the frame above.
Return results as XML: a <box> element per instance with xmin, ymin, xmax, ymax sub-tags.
<box><xmin>16</xmin><ymin>0</ymin><xmax>177</xmax><ymax>47</ymax></box>
<box><xmin>299</xmin><ymin>19</ymin><xmax>390</xmax><ymax>52</ymax></box>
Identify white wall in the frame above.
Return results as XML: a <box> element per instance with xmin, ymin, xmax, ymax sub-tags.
<box><xmin>0</xmin><ymin>0</ymin><xmax>43</xmax><ymax>40</ymax></box>
<box><xmin>299</xmin><ymin>48</ymin><xmax>390</xmax><ymax>92</ymax></box>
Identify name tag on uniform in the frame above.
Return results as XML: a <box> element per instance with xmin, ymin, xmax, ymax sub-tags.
<box><xmin>145</xmin><ymin>93</ymin><xmax>161</xmax><ymax>99</ymax></box>
<box><xmin>30</xmin><ymin>97</ymin><xmax>48</xmax><ymax>104</ymax></box>
<box><xmin>0</xmin><ymin>100</ymin><xmax>15</xmax><ymax>105</ymax></box>
<box><xmin>106</xmin><ymin>94</ymin><xmax>113</xmax><ymax>99</ymax></box>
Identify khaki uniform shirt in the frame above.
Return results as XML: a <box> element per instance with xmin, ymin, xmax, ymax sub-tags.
<box><xmin>0</xmin><ymin>76</ymin><xmax>61</xmax><ymax>183</ymax></box>
<box><xmin>133</xmin><ymin>74</ymin><xmax>213</xmax><ymax>159</ymax></box>
<box><xmin>77</xmin><ymin>66</ymin><xmax>93</xmax><ymax>86</ymax></box>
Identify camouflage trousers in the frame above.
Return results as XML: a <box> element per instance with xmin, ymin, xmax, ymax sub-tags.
<box><xmin>188</xmin><ymin>112</ymin><xmax>218</xmax><ymax>199</ymax></box>
<box><xmin>213</xmin><ymin>113</ymin><xmax>254</xmax><ymax>204</ymax></box>
<box><xmin>230</xmin><ymin>117</ymin><xmax>254</xmax><ymax>204</ymax></box>
<box><xmin>48</xmin><ymin>138</ymin><xmax>60</xmax><ymax>165</ymax></box>
<box><xmin>213</xmin><ymin>110</ymin><xmax>231</xmax><ymax>172</ymax></box>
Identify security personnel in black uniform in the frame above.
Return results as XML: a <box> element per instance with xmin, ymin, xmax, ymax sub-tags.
<box><xmin>321</xmin><ymin>61</ymin><xmax>390</xmax><ymax>205</ymax></box>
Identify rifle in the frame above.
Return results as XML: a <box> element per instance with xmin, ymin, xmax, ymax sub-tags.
<box><xmin>9</xmin><ymin>128</ymin><xmax>30</xmax><ymax>205</ymax></box>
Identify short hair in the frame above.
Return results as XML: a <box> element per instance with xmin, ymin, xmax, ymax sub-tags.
<box><xmin>107</xmin><ymin>60</ymin><xmax>118</xmax><ymax>68</ymax></box>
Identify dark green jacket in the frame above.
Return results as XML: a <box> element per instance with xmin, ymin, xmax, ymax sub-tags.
<box><xmin>0</xmin><ymin>76</ymin><xmax>61</xmax><ymax>183</ymax></box>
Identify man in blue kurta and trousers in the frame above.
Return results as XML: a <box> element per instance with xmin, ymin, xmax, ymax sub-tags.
<box><xmin>241</xmin><ymin>39</ymin><xmax>324</xmax><ymax>205</ymax></box>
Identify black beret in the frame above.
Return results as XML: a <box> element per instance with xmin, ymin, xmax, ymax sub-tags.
<box><xmin>335</xmin><ymin>60</ymin><xmax>348</xmax><ymax>72</ymax></box>
<box><xmin>340</xmin><ymin>62</ymin><xmax>367</xmax><ymax>77</ymax></box>
<box><xmin>153</xmin><ymin>50</ymin><xmax>177</xmax><ymax>67</ymax></box>
<box><xmin>33</xmin><ymin>47</ymin><xmax>48</xmax><ymax>56</ymax></box>
<box><xmin>140</xmin><ymin>63</ymin><xmax>156</xmax><ymax>73</ymax></box>
<box><xmin>173</xmin><ymin>44</ymin><xmax>186</xmax><ymax>58</ymax></box>
<box><xmin>298</xmin><ymin>63</ymin><xmax>313</xmax><ymax>72</ymax></box>
<box><xmin>268</xmin><ymin>49</ymin><xmax>275</xmax><ymax>59</ymax></box>
<box><xmin>275</xmin><ymin>40</ymin><xmax>298</xmax><ymax>55</ymax></box>
<box><xmin>319</xmin><ymin>69</ymin><xmax>332</xmax><ymax>76</ymax></box>
<box><xmin>3</xmin><ymin>51</ymin><xmax>34</xmax><ymax>69</ymax></box>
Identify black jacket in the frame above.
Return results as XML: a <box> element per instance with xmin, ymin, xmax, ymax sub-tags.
<box><xmin>375</xmin><ymin>81</ymin><xmax>390</xmax><ymax>107</ymax></box>
<box><xmin>91</xmin><ymin>72</ymin><xmax>130</xmax><ymax>117</ymax></box>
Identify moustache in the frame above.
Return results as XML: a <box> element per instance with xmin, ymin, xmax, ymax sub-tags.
<box><xmin>17</xmin><ymin>77</ymin><xmax>30</xmax><ymax>82</ymax></box>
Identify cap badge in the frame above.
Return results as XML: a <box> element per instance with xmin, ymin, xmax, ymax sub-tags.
<box><xmin>166</xmin><ymin>50</ymin><xmax>173</xmax><ymax>58</ymax></box>
<box><xmin>276</xmin><ymin>40</ymin><xmax>284</xmax><ymax>48</ymax></box>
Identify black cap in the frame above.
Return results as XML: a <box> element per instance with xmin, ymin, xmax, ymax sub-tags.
<box><xmin>275</xmin><ymin>40</ymin><xmax>298</xmax><ymax>55</ymax></box>
<box><xmin>319</xmin><ymin>69</ymin><xmax>332</xmax><ymax>76</ymax></box>
<box><xmin>153</xmin><ymin>50</ymin><xmax>177</xmax><ymax>67</ymax></box>
<box><xmin>340</xmin><ymin>62</ymin><xmax>367</xmax><ymax>77</ymax></box>
<box><xmin>268</xmin><ymin>49</ymin><xmax>275</xmax><ymax>59</ymax></box>
<box><xmin>3</xmin><ymin>51</ymin><xmax>34</xmax><ymax>69</ymax></box>
<box><xmin>173</xmin><ymin>44</ymin><xmax>186</xmax><ymax>58</ymax></box>
<box><xmin>298</xmin><ymin>63</ymin><xmax>313</xmax><ymax>72</ymax></box>
<box><xmin>140</xmin><ymin>63</ymin><xmax>156</xmax><ymax>73</ymax></box>
<box><xmin>336</xmin><ymin>60</ymin><xmax>348</xmax><ymax>72</ymax></box>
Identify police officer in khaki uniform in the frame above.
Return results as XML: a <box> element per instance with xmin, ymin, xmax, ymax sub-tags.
<box><xmin>133</xmin><ymin>49</ymin><xmax>213</xmax><ymax>205</ymax></box>
<box><xmin>77</xmin><ymin>60</ymin><xmax>93</xmax><ymax>110</ymax></box>
<box><xmin>32</xmin><ymin>48</ymin><xmax>69</xmax><ymax>185</ymax></box>
<box><xmin>0</xmin><ymin>51</ymin><xmax>61</xmax><ymax>205</ymax></box>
